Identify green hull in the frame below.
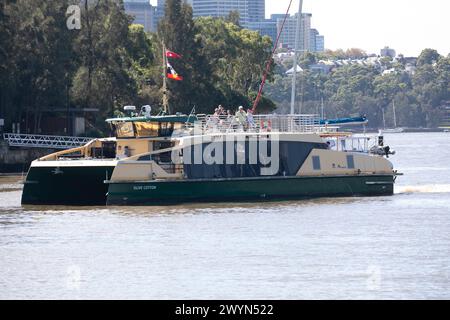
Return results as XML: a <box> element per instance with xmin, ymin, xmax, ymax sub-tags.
<box><xmin>21</xmin><ymin>165</ymin><xmax>115</xmax><ymax>205</ymax></box>
<box><xmin>106</xmin><ymin>175</ymin><xmax>394</xmax><ymax>206</ymax></box>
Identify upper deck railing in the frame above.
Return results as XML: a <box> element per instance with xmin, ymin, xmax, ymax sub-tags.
<box><xmin>3</xmin><ymin>133</ymin><xmax>94</xmax><ymax>149</ymax></box>
<box><xmin>187</xmin><ymin>114</ymin><xmax>331</xmax><ymax>134</ymax></box>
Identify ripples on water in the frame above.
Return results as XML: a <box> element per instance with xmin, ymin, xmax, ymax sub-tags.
<box><xmin>0</xmin><ymin>133</ymin><xmax>450</xmax><ymax>299</ymax></box>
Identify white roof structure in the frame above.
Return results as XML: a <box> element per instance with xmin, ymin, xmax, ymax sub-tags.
<box><xmin>286</xmin><ymin>65</ymin><xmax>304</xmax><ymax>74</ymax></box>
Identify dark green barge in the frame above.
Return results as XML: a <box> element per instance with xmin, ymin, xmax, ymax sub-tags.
<box><xmin>105</xmin><ymin>174</ymin><xmax>394</xmax><ymax>206</ymax></box>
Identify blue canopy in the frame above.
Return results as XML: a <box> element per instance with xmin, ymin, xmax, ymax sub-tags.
<box><xmin>319</xmin><ymin>116</ymin><xmax>368</xmax><ymax>126</ymax></box>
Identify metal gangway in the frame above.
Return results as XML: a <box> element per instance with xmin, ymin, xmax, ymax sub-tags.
<box><xmin>2</xmin><ymin>133</ymin><xmax>94</xmax><ymax>149</ymax></box>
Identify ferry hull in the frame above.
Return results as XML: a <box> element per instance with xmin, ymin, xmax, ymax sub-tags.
<box><xmin>21</xmin><ymin>165</ymin><xmax>115</xmax><ymax>205</ymax></box>
<box><xmin>106</xmin><ymin>175</ymin><xmax>394</xmax><ymax>206</ymax></box>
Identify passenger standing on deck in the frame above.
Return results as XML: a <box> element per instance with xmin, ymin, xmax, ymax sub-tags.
<box><xmin>210</xmin><ymin>108</ymin><xmax>220</xmax><ymax>131</ymax></box>
<box><xmin>226</xmin><ymin>109</ymin><xmax>233</xmax><ymax>120</ymax></box>
<box><xmin>235</xmin><ymin>106</ymin><xmax>247</xmax><ymax>131</ymax></box>
<box><xmin>218</xmin><ymin>105</ymin><xmax>226</xmax><ymax>115</ymax></box>
<box><xmin>247</xmin><ymin>109</ymin><xmax>256</xmax><ymax>130</ymax></box>
<box><xmin>224</xmin><ymin>110</ymin><xmax>234</xmax><ymax>132</ymax></box>
<box><xmin>217</xmin><ymin>105</ymin><xmax>226</xmax><ymax>130</ymax></box>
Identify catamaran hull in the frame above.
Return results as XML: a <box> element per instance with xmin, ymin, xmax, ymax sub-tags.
<box><xmin>106</xmin><ymin>175</ymin><xmax>394</xmax><ymax>206</ymax></box>
<box><xmin>21</xmin><ymin>165</ymin><xmax>116</xmax><ymax>205</ymax></box>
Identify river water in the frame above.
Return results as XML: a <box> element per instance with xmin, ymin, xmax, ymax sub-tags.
<box><xmin>1</xmin><ymin>133</ymin><xmax>449</xmax><ymax>299</ymax></box>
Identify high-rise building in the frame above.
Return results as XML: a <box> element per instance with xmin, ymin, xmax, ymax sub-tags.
<box><xmin>246</xmin><ymin>14</ymin><xmax>283</xmax><ymax>45</ymax></box>
<box><xmin>124</xmin><ymin>0</ymin><xmax>157</xmax><ymax>32</ymax></box>
<box><xmin>310</xmin><ymin>28</ymin><xmax>318</xmax><ymax>52</ymax></box>
<box><xmin>155</xmin><ymin>0</ymin><xmax>259</xmax><ymax>27</ymax></box>
<box><xmin>309</xmin><ymin>28</ymin><xmax>325</xmax><ymax>52</ymax></box>
<box><xmin>247</xmin><ymin>0</ymin><xmax>265</xmax><ymax>23</ymax></box>
<box><xmin>247</xmin><ymin>13</ymin><xmax>325</xmax><ymax>53</ymax></box>
<box><xmin>315</xmin><ymin>35</ymin><xmax>324</xmax><ymax>52</ymax></box>
<box><xmin>247</xmin><ymin>19</ymin><xmax>277</xmax><ymax>42</ymax></box>
<box><xmin>156</xmin><ymin>0</ymin><xmax>165</xmax><ymax>28</ymax></box>
<box><xmin>277</xmin><ymin>13</ymin><xmax>312</xmax><ymax>51</ymax></box>
<box><xmin>193</xmin><ymin>1</ymin><xmax>249</xmax><ymax>26</ymax></box>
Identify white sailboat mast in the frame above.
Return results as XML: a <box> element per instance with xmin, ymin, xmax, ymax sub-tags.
<box><xmin>290</xmin><ymin>0</ymin><xmax>304</xmax><ymax>115</ymax></box>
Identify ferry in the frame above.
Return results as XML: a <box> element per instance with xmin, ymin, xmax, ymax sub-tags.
<box><xmin>21</xmin><ymin>107</ymin><xmax>400</xmax><ymax>206</ymax></box>
<box><xmin>20</xmin><ymin>0</ymin><xmax>403</xmax><ymax>206</ymax></box>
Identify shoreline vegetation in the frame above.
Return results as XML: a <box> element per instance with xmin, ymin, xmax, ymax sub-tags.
<box><xmin>0</xmin><ymin>0</ymin><xmax>449</xmax><ymax>137</ymax></box>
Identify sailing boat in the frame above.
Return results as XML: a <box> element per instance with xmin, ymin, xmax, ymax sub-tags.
<box><xmin>380</xmin><ymin>101</ymin><xmax>404</xmax><ymax>134</ymax></box>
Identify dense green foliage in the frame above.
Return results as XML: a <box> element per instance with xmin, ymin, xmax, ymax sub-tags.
<box><xmin>266</xmin><ymin>49</ymin><xmax>450</xmax><ymax>128</ymax></box>
<box><xmin>0</xmin><ymin>0</ymin><xmax>448</xmax><ymax>136</ymax></box>
<box><xmin>0</xmin><ymin>0</ymin><xmax>273</xmax><ymax>135</ymax></box>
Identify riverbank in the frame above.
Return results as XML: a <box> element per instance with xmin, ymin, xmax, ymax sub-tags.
<box><xmin>0</xmin><ymin>140</ymin><xmax>55</xmax><ymax>173</ymax></box>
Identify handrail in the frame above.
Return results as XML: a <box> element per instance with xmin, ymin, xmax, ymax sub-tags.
<box><xmin>38</xmin><ymin>138</ymin><xmax>98</xmax><ymax>161</ymax></box>
<box><xmin>185</xmin><ymin>114</ymin><xmax>326</xmax><ymax>134</ymax></box>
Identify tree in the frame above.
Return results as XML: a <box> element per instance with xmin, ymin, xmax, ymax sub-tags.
<box><xmin>299</xmin><ymin>52</ymin><xmax>317</xmax><ymax>68</ymax></box>
<box><xmin>1</xmin><ymin>0</ymin><xmax>76</xmax><ymax>133</ymax></box>
<box><xmin>157</xmin><ymin>0</ymin><xmax>220</xmax><ymax>113</ymax></box>
<box><xmin>195</xmin><ymin>17</ymin><xmax>275</xmax><ymax>112</ymax></box>
<box><xmin>226</xmin><ymin>10</ymin><xmax>241</xmax><ymax>27</ymax></box>
<box><xmin>265</xmin><ymin>49</ymin><xmax>450</xmax><ymax>128</ymax></box>
<box><xmin>0</xmin><ymin>0</ymin><xmax>15</xmax><ymax>128</ymax></box>
<box><xmin>126</xmin><ymin>25</ymin><xmax>160</xmax><ymax>110</ymax></box>
<box><xmin>72</xmin><ymin>0</ymin><xmax>135</xmax><ymax>123</ymax></box>
<box><xmin>417</xmin><ymin>48</ymin><xmax>441</xmax><ymax>66</ymax></box>
<box><xmin>345</xmin><ymin>48</ymin><xmax>367</xmax><ymax>59</ymax></box>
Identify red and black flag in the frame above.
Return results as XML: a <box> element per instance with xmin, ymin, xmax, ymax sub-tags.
<box><xmin>166</xmin><ymin>62</ymin><xmax>183</xmax><ymax>81</ymax></box>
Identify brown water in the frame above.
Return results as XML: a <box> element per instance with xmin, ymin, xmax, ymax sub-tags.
<box><xmin>1</xmin><ymin>133</ymin><xmax>450</xmax><ymax>299</ymax></box>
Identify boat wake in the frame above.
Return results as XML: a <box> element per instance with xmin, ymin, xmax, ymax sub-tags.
<box><xmin>395</xmin><ymin>184</ymin><xmax>450</xmax><ymax>194</ymax></box>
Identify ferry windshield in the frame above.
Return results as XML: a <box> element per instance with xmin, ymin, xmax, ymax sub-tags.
<box><xmin>134</xmin><ymin>121</ymin><xmax>183</xmax><ymax>137</ymax></box>
<box><xmin>115</xmin><ymin>122</ymin><xmax>135</xmax><ymax>138</ymax></box>
<box><xmin>134</xmin><ymin>122</ymin><xmax>159</xmax><ymax>137</ymax></box>
<box><xmin>114</xmin><ymin>121</ymin><xmax>185</xmax><ymax>138</ymax></box>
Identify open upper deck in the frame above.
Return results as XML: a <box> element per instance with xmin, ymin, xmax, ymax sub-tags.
<box><xmin>106</xmin><ymin>113</ymin><xmax>338</xmax><ymax>139</ymax></box>
<box><xmin>193</xmin><ymin>114</ymin><xmax>326</xmax><ymax>134</ymax></box>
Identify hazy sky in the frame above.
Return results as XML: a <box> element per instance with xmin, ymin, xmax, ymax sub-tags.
<box><xmin>267</xmin><ymin>0</ymin><xmax>449</xmax><ymax>56</ymax></box>
<box><xmin>149</xmin><ymin>0</ymin><xmax>449</xmax><ymax>56</ymax></box>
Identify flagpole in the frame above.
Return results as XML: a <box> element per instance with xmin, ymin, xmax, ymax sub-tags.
<box><xmin>162</xmin><ymin>42</ymin><xmax>169</xmax><ymax>114</ymax></box>
<box><xmin>290</xmin><ymin>0</ymin><xmax>304</xmax><ymax>115</ymax></box>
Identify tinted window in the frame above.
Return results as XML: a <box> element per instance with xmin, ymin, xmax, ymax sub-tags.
<box><xmin>347</xmin><ymin>155</ymin><xmax>355</xmax><ymax>169</ymax></box>
<box><xmin>312</xmin><ymin>156</ymin><xmax>321</xmax><ymax>170</ymax></box>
